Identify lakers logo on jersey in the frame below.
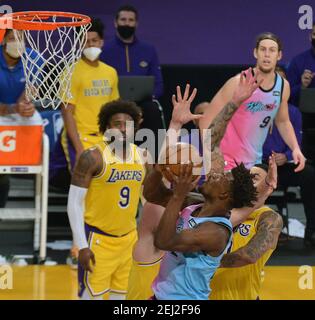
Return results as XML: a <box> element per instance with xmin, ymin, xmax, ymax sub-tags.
<box><xmin>238</xmin><ymin>223</ymin><xmax>251</xmax><ymax>236</ymax></box>
<box><xmin>107</xmin><ymin>169</ymin><xmax>143</xmax><ymax>183</ymax></box>
<box><xmin>84</xmin><ymin>142</ymin><xmax>145</xmax><ymax>236</ymax></box>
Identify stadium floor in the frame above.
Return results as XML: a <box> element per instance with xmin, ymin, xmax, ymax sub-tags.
<box><xmin>0</xmin><ymin>265</ymin><xmax>314</xmax><ymax>300</ymax></box>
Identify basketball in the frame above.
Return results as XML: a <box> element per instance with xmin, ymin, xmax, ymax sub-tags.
<box><xmin>159</xmin><ymin>142</ymin><xmax>203</xmax><ymax>183</ymax></box>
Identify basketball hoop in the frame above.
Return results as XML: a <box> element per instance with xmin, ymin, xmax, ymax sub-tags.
<box><xmin>0</xmin><ymin>11</ymin><xmax>91</xmax><ymax>109</ymax></box>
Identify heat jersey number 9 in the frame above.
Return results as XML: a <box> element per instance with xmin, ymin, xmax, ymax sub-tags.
<box><xmin>259</xmin><ymin>116</ymin><xmax>271</xmax><ymax>128</ymax></box>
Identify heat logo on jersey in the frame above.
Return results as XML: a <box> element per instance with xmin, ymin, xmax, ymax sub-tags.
<box><xmin>106</xmin><ymin>169</ymin><xmax>143</xmax><ymax>182</ymax></box>
<box><xmin>246</xmin><ymin>101</ymin><xmax>277</xmax><ymax>113</ymax></box>
<box><xmin>237</xmin><ymin>223</ymin><xmax>251</xmax><ymax>236</ymax></box>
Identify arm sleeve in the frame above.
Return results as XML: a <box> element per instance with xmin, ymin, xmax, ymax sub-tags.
<box><xmin>149</xmin><ymin>46</ymin><xmax>164</xmax><ymax>99</ymax></box>
<box><xmin>67</xmin><ymin>185</ymin><xmax>88</xmax><ymax>250</ymax></box>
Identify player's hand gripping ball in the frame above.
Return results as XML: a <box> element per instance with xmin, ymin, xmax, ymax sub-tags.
<box><xmin>159</xmin><ymin>142</ymin><xmax>203</xmax><ymax>183</ymax></box>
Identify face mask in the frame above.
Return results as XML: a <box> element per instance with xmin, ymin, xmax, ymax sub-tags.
<box><xmin>5</xmin><ymin>41</ymin><xmax>22</xmax><ymax>59</ymax></box>
<box><xmin>117</xmin><ymin>25</ymin><xmax>136</xmax><ymax>40</ymax></box>
<box><xmin>83</xmin><ymin>47</ymin><xmax>102</xmax><ymax>62</ymax></box>
<box><xmin>312</xmin><ymin>38</ymin><xmax>315</xmax><ymax>49</ymax></box>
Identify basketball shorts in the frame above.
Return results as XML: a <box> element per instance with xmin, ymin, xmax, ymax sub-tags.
<box><xmin>78</xmin><ymin>224</ymin><xmax>137</xmax><ymax>299</ymax></box>
<box><xmin>126</xmin><ymin>256</ymin><xmax>163</xmax><ymax>300</ymax></box>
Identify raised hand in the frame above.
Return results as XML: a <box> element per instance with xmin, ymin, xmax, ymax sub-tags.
<box><xmin>232</xmin><ymin>67</ymin><xmax>264</xmax><ymax>106</ymax></box>
<box><xmin>171</xmin><ymin>84</ymin><xmax>200</xmax><ymax>128</ymax></box>
<box><xmin>266</xmin><ymin>153</ymin><xmax>277</xmax><ymax>192</ymax></box>
<box><xmin>169</xmin><ymin>164</ymin><xmax>200</xmax><ymax>197</ymax></box>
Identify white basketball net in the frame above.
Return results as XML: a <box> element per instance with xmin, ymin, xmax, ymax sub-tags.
<box><xmin>13</xmin><ymin>14</ymin><xmax>90</xmax><ymax>109</ymax></box>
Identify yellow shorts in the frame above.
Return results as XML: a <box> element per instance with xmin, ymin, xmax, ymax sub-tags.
<box><xmin>126</xmin><ymin>256</ymin><xmax>163</xmax><ymax>300</ymax></box>
<box><xmin>78</xmin><ymin>226</ymin><xmax>137</xmax><ymax>298</ymax></box>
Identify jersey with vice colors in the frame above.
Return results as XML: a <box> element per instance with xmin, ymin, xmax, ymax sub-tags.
<box><xmin>84</xmin><ymin>142</ymin><xmax>146</xmax><ymax>236</ymax></box>
<box><xmin>220</xmin><ymin>72</ymin><xmax>284</xmax><ymax>170</ymax></box>
<box><xmin>63</xmin><ymin>59</ymin><xmax>119</xmax><ymax>135</ymax></box>
<box><xmin>210</xmin><ymin>206</ymin><xmax>275</xmax><ymax>300</ymax></box>
<box><xmin>152</xmin><ymin>204</ymin><xmax>233</xmax><ymax>300</ymax></box>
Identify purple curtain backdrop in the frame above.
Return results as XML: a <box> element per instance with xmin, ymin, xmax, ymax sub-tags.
<box><xmin>2</xmin><ymin>0</ymin><xmax>314</xmax><ymax>64</ymax></box>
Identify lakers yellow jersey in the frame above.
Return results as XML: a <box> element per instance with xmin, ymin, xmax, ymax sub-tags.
<box><xmin>127</xmin><ymin>257</ymin><xmax>163</xmax><ymax>300</ymax></box>
<box><xmin>63</xmin><ymin>59</ymin><xmax>119</xmax><ymax>135</ymax></box>
<box><xmin>210</xmin><ymin>206</ymin><xmax>275</xmax><ymax>300</ymax></box>
<box><xmin>84</xmin><ymin>142</ymin><xmax>145</xmax><ymax>236</ymax></box>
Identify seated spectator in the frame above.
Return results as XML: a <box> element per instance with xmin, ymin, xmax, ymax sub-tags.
<box><xmin>0</xmin><ymin>29</ymin><xmax>41</xmax><ymax>208</ymax></box>
<box><xmin>286</xmin><ymin>23</ymin><xmax>315</xmax><ymax>106</ymax></box>
<box><xmin>287</xmin><ymin>24</ymin><xmax>315</xmax><ymax>161</ymax></box>
<box><xmin>101</xmin><ymin>5</ymin><xmax>164</xmax><ymax>159</ymax></box>
<box><xmin>263</xmin><ymin>67</ymin><xmax>315</xmax><ymax>247</ymax></box>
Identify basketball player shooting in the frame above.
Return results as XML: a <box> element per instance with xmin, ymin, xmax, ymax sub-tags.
<box><xmin>141</xmin><ymin>72</ymin><xmax>277</xmax><ymax>300</ymax></box>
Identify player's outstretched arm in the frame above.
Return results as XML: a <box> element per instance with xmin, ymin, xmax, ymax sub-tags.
<box><xmin>208</xmin><ymin>68</ymin><xmax>263</xmax><ymax>149</ymax></box>
<box><xmin>199</xmin><ymin>67</ymin><xmax>263</xmax><ymax>131</ymax></box>
<box><xmin>220</xmin><ymin>210</ymin><xmax>283</xmax><ymax>268</ymax></box>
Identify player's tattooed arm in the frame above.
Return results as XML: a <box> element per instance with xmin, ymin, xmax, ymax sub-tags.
<box><xmin>201</xmin><ymin>102</ymin><xmax>237</xmax><ymax>174</ymax></box>
<box><xmin>71</xmin><ymin>148</ymin><xmax>103</xmax><ymax>188</ymax></box>
<box><xmin>206</xmin><ymin>68</ymin><xmax>262</xmax><ymax>151</ymax></box>
<box><xmin>207</xmin><ymin>101</ymin><xmax>238</xmax><ymax>150</ymax></box>
<box><xmin>220</xmin><ymin>210</ymin><xmax>283</xmax><ymax>268</ymax></box>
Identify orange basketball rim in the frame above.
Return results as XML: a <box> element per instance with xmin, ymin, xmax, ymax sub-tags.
<box><xmin>0</xmin><ymin>11</ymin><xmax>91</xmax><ymax>42</ymax></box>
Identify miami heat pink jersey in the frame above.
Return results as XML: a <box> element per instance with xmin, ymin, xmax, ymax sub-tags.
<box><xmin>220</xmin><ymin>72</ymin><xmax>284</xmax><ymax>170</ymax></box>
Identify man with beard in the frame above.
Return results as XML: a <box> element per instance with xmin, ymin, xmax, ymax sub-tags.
<box><xmin>101</xmin><ymin>5</ymin><xmax>163</xmax><ymax>99</ymax></box>
<box><xmin>67</xmin><ymin>100</ymin><xmax>147</xmax><ymax>300</ymax></box>
<box><xmin>199</xmin><ymin>32</ymin><xmax>305</xmax><ymax>173</ymax></box>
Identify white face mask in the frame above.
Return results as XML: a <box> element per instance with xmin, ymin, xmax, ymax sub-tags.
<box><xmin>83</xmin><ymin>47</ymin><xmax>102</xmax><ymax>62</ymax></box>
<box><xmin>5</xmin><ymin>41</ymin><xmax>23</xmax><ymax>59</ymax></box>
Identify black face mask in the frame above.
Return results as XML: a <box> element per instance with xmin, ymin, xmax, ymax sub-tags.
<box><xmin>117</xmin><ymin>25</ymin><xmax>136</xmax><ymax>40</ymax></box>
<box><xmin>312</xmin><ymin>38</ymin><xmax>315</xmax><ymax>49</ymax></box>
